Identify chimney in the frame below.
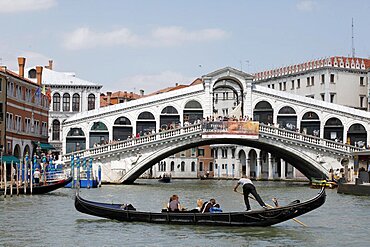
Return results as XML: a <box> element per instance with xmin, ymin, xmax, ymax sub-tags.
<box><xmin>139</xmin><ymin>89</ymin><xmax>144</xmax><ymax>96</ymax></box>
<box><xmin>130</xmin><ymin>92</ymin><xmax>133</xmax><ymax>98</ymax></box>
<box><xmin>36</xmin><ymin>66</ymin><xmax>43</xmax><ymax>85</ymax></box>
<box><xmin>18</xmin><ymin>57</ymin><xmax>26</xmax><ymax>78</ymax></box>
<box><xmin>175</xmin><ymin>83</ymin><xmax>179</xmax><ymax>86</ymax></box>
<box><xmin>46</xmin><ymin>60</ymin><xmax>53</xmax><ymax>70</ymax></box>
<box><xmin>107</xmin><ymin>91</ymin><xmax>112</xmax><ymax>105</ymax></box>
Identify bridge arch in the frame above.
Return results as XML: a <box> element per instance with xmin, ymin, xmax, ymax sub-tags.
<box><xmin>122</xmin><ymin>136</ymin><xmax>327</xmax><ymax>184</ymax></box>
<box><xmin>277</xmin><ymin>106</ymin><xmax>297</xmax><ymax>131</ymax></box>
<box><xmin>66</xmin><ymin>128</ymin><xmax>86</xmax><ymax>153</ymax></box>
<box><xmin>300</xmin><ymin>111</ymin><xmax>321</xmax><ymax>136</ymax></box>
<box><xmin>160</xmin><ymin>105</ymin><xmax>180</xmax><ymax>129</ymax></box>
<box><xmin>137</xmin><ymin>111</ymin><xmax>156</xmax><ymax>134</ymax></box>
<box><xmin>89</xmin><ymin>121</ymin><xmax>109</xmax><ymax>148</ymax></box>
<box><xmin>113</xmin><ymin>116</ymin><xmax>133</xmax><ymax>141</ymax></box>
<box><xmin>347</xmin><ymin>123</ymin><xmax>367</xmax><ymax>147</ymax></box>
<box><xmin>183</xmin><ymin>100</ymin><xmax>203</xmax><ymax>123</ymax></box>
<box><xmin>253</xmin><ymin>100</ymin><xmax>274</xmax><ymax>124</ymax></box>
<box><xmin>323</xmin><ymin>117</ymin><xmax>344</xmax><ymax>142</ymax></box>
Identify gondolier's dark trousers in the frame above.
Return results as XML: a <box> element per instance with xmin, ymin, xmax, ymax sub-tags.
<box><xmin>243</xmin><ymin>183</ymin><xmax>266</xmax><ymax>210</ymax></box>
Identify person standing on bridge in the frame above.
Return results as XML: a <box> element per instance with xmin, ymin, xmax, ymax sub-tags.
<box><xmin>234</xmin><ymin>176</ymin><xmax>268</xmax><ymax>211</ymax></box>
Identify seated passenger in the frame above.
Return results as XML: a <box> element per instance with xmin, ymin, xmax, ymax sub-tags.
<box><xmin>201</xmin><ymin>198</ymin><xmax>216</xmax><ymax>213</ymax></box>
<box><xmin>168</xmin><ymin>194</ymin><xmax>182</xmax><ymax>212</ymax></box>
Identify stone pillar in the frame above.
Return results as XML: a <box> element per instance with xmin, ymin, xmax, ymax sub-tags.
<box><xmin>293</xmin><ymin>166</ymin><xmax>297</xmax><ymax>179</ymax></box>
<box><xmin>268</xmin><ymin>153</ymin><xmax>273</xmax><ymax>180</ymax></box>
<box><xmin>281</xmin><ymin>159</ymin><xmax>286</xmax><ymax>179</ymax></box>
<box><xmin>246</xmin><ymin>158</ymin><xmax>251</xmax><ymax>177</ymax></box>
<box><xmin>256</xmin><ymin>153</ymin><xmax>262</xmax><ymax>179</ymax></box>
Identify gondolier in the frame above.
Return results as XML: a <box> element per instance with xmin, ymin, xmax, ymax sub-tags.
<box><xmin>234</xmin><ymin>176</ymin><xmax>267</xmax><ymax>211</ymax></box>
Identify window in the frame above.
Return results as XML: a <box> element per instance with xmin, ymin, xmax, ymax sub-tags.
<box><xmin>191</xmin><ymin>162</ymin><xmax>196</xmax><ymax>172</ymax></box>
<box><xmin>180</xmin><ymin>161</ymin><xmax>185</xmax><ymax>172</ymax></box>
<box><xmin>360</xmin><ymin>96</ymin><xmax>365</xmax><ymax>108</ymax></box>
<box><xmin>15</xmin><ymin>115</ymin><xmax>21</xmax><ymax>132</ymax></box>
<box><xmin>63</xmin><ymin>93</ymin><xmax>70</xmax><ymax>111</ymax></box>
<box><xmin>320</xmin><ymin>93</ymin><xmax>325</xmax><ymax>101</ymax></box>
<box><xmin>52</xmin><ymin>119</ymin><xmax>60</xmax><ymax>140</ymax></box>
<box><xmin>215</xmin><ymin>164</ymin><xmax>218</xmax><ymax>169</ymax></box>
<box><xmin>306</xmin><ymin>95</ymin><xmax>314</xmax><ymax>99</ymax></box>
<box><xmin>321</xmin><ymin>74</ymin><xmax>325</xmax><ymax>84</ymax></box>
<box><xmin>360</xmin><ymin>77</ymin><xmax>365</xmax><ymax>86</ymax></box>
<box><xmin>170</xmin><ymin>161</ymin><xmax>175</xmax><ymax>171</ymax></box>
<box><xmin>24</xmin><ymin>118</ymin><xmax>31</xmax><ymax>133</ymax></box>
<box><xmin>7</xmin><ymin>81</ymin><xmax>14</xmax><ymax>96</ymax></box>
<box><xmin>198</xmin><ymin>148</ymin><xmax>205</xmax><ymax>156</ymax></box>
<box><xmin>42</xmin><ymin>122</ymin><xmax>47</xmax><ymax>136</ymax></box>
<box><xmin>209</xmin><ymin>162</ymin><xmax>213</xmax><ymax>171</ymax></box>
<box><xmin>0</xmin><ymin>103</ymin><xmax>3</xmax><ymax>122</ymax></box>
<box><xmin>53</xmin><ymin>93</ymin><xmax>60</xmax><ymax>111</ymax></box>
<box><xmin>330</xmin><ymin>74</ymin><xmax>335</xmax><ymax>83</ymax></box>
<box><xmin>191</xmin><ymin>148</ymin><xmax>196</xmax><ymax>157</ymax></box>
<box><xmin>231</xmin><ymin>148</ymin><xmax>235</xmax><ymax>158</ymax></box>
<box><xmin>34</xmin><ymin>120</ymin><xmax>40</xmax><ymax>134</ymax></box>
<box><xmin>271</xmin><ymin>84</ymin><xmax>275</xmax><ymax>89</ymax></box>
<box><xmin>0</xmin><ymin>78</ymin><xmax>2</xmax><ymax>91</ymax></box>
<box><xmin>283</xmin><ymin>81</ymin><xmax>286</xmax><ymax>91</ymax></box>
<box><xmin>291</xmin><ymin>80</ymin><xmax>294</xmax><ymax>90</ymax></box>
<box><xmin>330</xmin><ymin>93</ymin><xmax>336</xmax><ymax>103</ymax></box>
<box><xmin>279</xmin><ymin>82</ymin><xmax>282</xmax><ymax>90</ymax></box>
<box><xmin>25</xmin><ymin>88</ymin><xmax>31</xmax><ymax>102</ymax></box>
<box><xmin>306</xmin><ymin>77</ymin><xmax>310</xmax><ymax>86</ymax></box>
<box><xmin>88</xmin><ymin>93</ymin><xmax>95</xmax><ymax>110</ymax></box>
<box><xmin>297</xmin><ymin>79</ymin><xmax>300</xmax><ymax>88</ymax></box>
<box><xmin>311</xmin><ymin>76</ymin><xmax>314</xmax><ymax>86</ymax></box>
<box><xmin>72</xmin><ymin>93</ymin><xmax>80</xmax><ymax>112</ymax></box>
<box><xmin>267</xmin><ymin>84</ymin><xmax>270</xmax><ymax>88</ymax></box>
<box><xmin>28</xmin><ymin>69</ymin><xmax>36</xmax><ymax>78</ymax></box>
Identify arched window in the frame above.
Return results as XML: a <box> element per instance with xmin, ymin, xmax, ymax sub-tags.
<box><xmin>161</xmin><ymin>106</ymin><xmax>178</xmax><ymax>114</ymax></box>
<box><xmin>191</xmin><ymin>161</ymin><xmax>196</xmax><ymax>172</ymax></box>
<box><xmin>72</xmin><ymin>93</ymin><xmax>80</xmax><ymax>112</ymax></box>
<box><xmin>52</xmin><ymin>119</ymin><xmax>60</xmax><ymax>140</ymax></box>
<box><xmin>181</xmin><ymin>161</ymin><xmax>185</xmax><ymax>172</ymax></box>
<box><xmin>170</xmin><ymin>161</ymin><xmax>175</xmax><ymax>171</ymax></box>
<box><xmin>278</xmin><ymin>106</ymin><xmax>296</xmax><ymax>114</ymax></box>
<box><xmin>138</xmin><ymin>112</ymin><xmax>155</xmax><ymax>119</ymax></box>
<box><xmin>53</xmin><ymin>93</ymin><xmax>60</xmax><ymax>111</ymax></box>
<box><xmin>88</xmin><ymin>94</ymin><xmax>95</xmax><ymax>110</ymax></box>
<box><xmin>63</xmin><ymin>93</ymin><xmax>70</xmax><ymax>112</ymax></box>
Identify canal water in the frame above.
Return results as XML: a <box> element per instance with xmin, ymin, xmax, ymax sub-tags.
<box><xmin>1</xmin><ymin>180</ymin><xmax>369</xmax><ymax>247</ymax></box>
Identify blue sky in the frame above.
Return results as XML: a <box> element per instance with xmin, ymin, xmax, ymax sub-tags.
<box><xmin>1</xmin><ymin>0</ymin><xmax>369</xmax><ymax>93</ymax></box>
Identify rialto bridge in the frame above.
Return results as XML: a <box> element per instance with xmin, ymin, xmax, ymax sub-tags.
<box><xmin>61</xmin><ymin>67</ymin><xmax>368</xmax><ymax>183</ymax></box>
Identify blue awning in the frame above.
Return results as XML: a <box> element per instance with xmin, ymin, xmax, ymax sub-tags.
<box><xmin>39</xmin><ymin>142</ymin><xmax>55</xmax><ymax>150</ymax></box>
<box><xmin>1</xmin><ymin>155</ymin><xmax>20</xmax><ymax>164</ymax></box>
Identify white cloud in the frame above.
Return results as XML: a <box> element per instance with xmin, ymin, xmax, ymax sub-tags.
<box><xmin>0</xmin><ymin>0</ymin><xmax>57</xmax><ymax>13</ymax></box>
<box><xmin>110</xmin><ymin>71</ymin><xmax>196</xmax><ymax>93</ymax></box>
<box><xmin>62</xmin><ymin>26</ymin><xmax>228</xmax><ymax>50</ymax></box>
<box><xmin>296</xmin><ymin>0</ymin><xmax>317</xmax><ymax>11</ymax></box>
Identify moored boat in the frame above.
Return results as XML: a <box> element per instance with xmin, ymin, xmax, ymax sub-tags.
<box><xmin>75</xmin><ymin>188</ymin><xmax>326</xmax><ymax>227</ymax></box>
<box><xmin>158</xmin><ymin>173</ymin><xmax>171</xmax><ymax>183</ymax></box>
<box><xmin>0</xmin><ymin>177</ymin><xmax>72</xmax><ymax>195</ymax></box>
<box><xmin>310</xmin><ymin>178</ymin><xmax>337</xmax><ymax>189</ymax></box>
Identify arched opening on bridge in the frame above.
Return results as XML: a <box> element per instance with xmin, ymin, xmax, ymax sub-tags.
<box><xmin>248</xmin><ymin>149</ymin><xmax>257</xmax><ymax>178</ymax></box>
<box><xmin>300</xmin><ymin>111</ymin><xmax>320</xmax><ymax>136</ymax></box>
<box><xmin>260</xmin><ymin>150</ymin><xmax>269</xmax><ymax>179</ymax></box>
<box><xmin>212</xmin><ymin>78</ymin><xmax>243</xmax><ymax>118</ymax></box>
<box><xmin>238</xmin><ymin>150</ymin><xmax>247</xmax><ymax>176</ymax></box>
<box><xmin>13</xmin><ymin>144</ymin><xmax>21</xmax><ymax>159</ymax></box>
<box><xmin>89</xmin><ymin>122</ymin><xmax>109</xmax><ymax>148</ymax></box>
<box><xmin>253</xmin><ymin>101</ymin><xmax>273</xmax><ymax>124</ymax></box>
<box><xmin>66</xmin><ymin>128</ymin><xmax>86</xmax><ymax>153</ymax></box>
<box><xmin>23</xmin><ymin>145</ymin><xmax>30</xmax><ymax>159</ymax></box>
<box><xmin>324</xmin><ymin>117</ymin><xmax>343</xmax><ymax>142</ymax></box>
<box><xmin>347</xmin><ymin>123</ymin><xmax>367</xmax><ymax>147</ymax></box>
<box><xmin>160</xmin><ymin>106</ymin><xmax>180</xmax><ymax>129</ymax></box>
<box><xmin>183</xmin><ymin>100</ymin><xmax>203</xmax><ymax>124</ymax></box>
<box><xmin>137</xmin><ymin>111</ymin><xmax>156</xmax><ymax>134</ymax></box>
<box><xmin>277</xmin><ymin>106</ymin><xmax>297</xmax><ymax>131</ymax></box>
<box><xmin>113</xmin><ymin>116</ymin><xmax>132</xmax><ymax>141</ymax></box>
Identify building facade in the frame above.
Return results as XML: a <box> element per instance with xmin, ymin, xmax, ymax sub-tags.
<box><xmin>24</xmin><ymin>61</ymin><xmax>102</xmax><ymax>158</ymax></box>
<box><xmin>0</xmin><ymin>57</ymin><xmax>49</xmax><ymax>162</ymax></box>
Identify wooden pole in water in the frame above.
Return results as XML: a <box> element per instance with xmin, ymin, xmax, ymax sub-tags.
<box><xmin>30</xmin><ymin>158</ymin><xmax>33</xmax><ymax>195</ymax></box>
<box><xmin>10</xmin><ymin>161</ymin><xmax>13</xmax><ymax>197</ymax></box>
<box><xmin>24</xmin><ymin>159</ymin><xmax>27</xmax><ymax>194</ymax></box>
<box><xmin>0</xmin><ymin>162</ymin><xmax>2</xmax><ymax>190</ymax></box>
<box><xmin>4</xmin><ymin>161</ymin><xmax>7</xmax><ymax>198</ymax></box>
<box><xmin>16</xmin><ymin>162</ymin><xmax>19</xmax><ymax>196</ymax></box>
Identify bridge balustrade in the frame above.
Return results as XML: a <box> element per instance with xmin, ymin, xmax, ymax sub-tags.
<box><xmin>63</xmin><ymin>121</ymin><xmax>362</xmax><ymax>163</ymax></box>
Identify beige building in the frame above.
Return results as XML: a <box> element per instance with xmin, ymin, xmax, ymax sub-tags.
<box><xmin>253</xmin><ymin>57</ymin><xmax>370</xmax><ymax>111</ymax></box>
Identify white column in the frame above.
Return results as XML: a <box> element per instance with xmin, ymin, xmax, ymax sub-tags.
<box><xmin>281</xmin><ymin>159</ymin><xmax>286</xmax><ymax>179</ymax></box>
<box><xmin>246</xmin><ymin>158</ymin><xmax>251</xmax><ymax>177</ymax></box>
<box><xmin>268</xmin><ymin>153</ymin><xmax>273</xmax><ymax>180</ymax></box>
<box><xmin>256</xmin><ymin>154</ymin><xmax>262</xmax><ymax>179</ymax></box>
<box><xmin>293</xmin><ymin>166</ymin><xmax>297</xmax><ymax>179</ymax></box>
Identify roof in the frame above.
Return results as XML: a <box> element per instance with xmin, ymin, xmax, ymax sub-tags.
<box><xmin>24</xmin><ymin>67</ymin><xmax>102</xmax><ymax>88</ymax></box>
<box><xmin>111</xmin><ymin>91</ymin><xmax>141</xmax><ymax>99</ymax></box>
<box><xmin>254</xmin><ymin>56</ymin><xmax>370</xmax><ymax>81</ymax></box>
<box><xmin>0</xmin><ymin>67</ymin><xmax>41</xmax><ymax>88</ymax></box>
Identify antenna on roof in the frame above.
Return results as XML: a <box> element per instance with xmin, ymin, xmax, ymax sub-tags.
<box><xmin>351</xmin><ymin>17</ymin><xmax>355</xmax><ymax>58</ymax></box>
<box><xmin>0</xmin><ymin>57</ymin><xmax>2</xmax><ymax>65</ymax></box>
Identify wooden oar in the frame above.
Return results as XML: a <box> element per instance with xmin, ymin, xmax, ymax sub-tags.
<box><xmin>235</xmin><ymin>190</ymin><xmax>307</xmax><ymax>227</ymax></box>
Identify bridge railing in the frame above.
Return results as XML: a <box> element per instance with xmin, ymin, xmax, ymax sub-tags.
<box><xmin>63</xmin><ymin>123</ymin><xmax>202</xmax><ymax>162</ymax></box>
<box><xmin>259</xmin><ymin>124</ymin><xmax>362</xmax><ymax>153</ymax></box>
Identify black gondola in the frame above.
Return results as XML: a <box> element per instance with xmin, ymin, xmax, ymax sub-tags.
<box><xmin>158</xmin><ymin>174</ymin><xmax>171</xmax><ymax>183</ymax></box>
<box><xmin>75</xmin><ymin>188</ymin><xmax>326</xmax><ymax>227</ymax></box>
<box><xmin>0</xmin><ymin>177</ymin><xmax>72</xmax><ymax>195</ymax></box>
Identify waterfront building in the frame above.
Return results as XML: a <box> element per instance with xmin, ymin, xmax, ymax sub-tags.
<box><xmin>253</xmin><ymin>57</ymin><xmax>370</xmax><ymax>111</ymax></box>
<box><xmin>0</xmin><ymin>57</ymin><xmax>49</xmax><ymax>162</ymax></box>
<box><xmin>24</xmin><ymin>61</ymin><xmax>102</xmax><ymax>158</ymax></box>
<box><xmin>100</xmin><ymin>90</ymin><xmax>142</xmax><ymax>107</ymax></box>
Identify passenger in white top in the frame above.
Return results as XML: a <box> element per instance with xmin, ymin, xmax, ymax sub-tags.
<box><xmin>234</xmin><ymin>175</ymin><xmax>267</xmax><ymax>211</ymax></box>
